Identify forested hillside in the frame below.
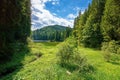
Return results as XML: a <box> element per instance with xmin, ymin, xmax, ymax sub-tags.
<box><xmin>0</xmin><ymin>1</ymin><xmax>31</xmax><ymax>60</ymax></box>
<box><xmin>32</xmin><ymin>25</ymin><xmax>72</xmax><ymax>41</ymax></box>
<box><xmin>73</xmin><ymin>0</ymin><xmax>120</xmax><ymax>52</ymax></box>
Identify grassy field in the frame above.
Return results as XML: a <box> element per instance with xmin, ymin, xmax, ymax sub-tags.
<box><xmin>0</xmin><ymin>42</ymin><xmax>120</xmax><ymax>80</ymax></box>
<box><xmin>79</xmin><ymin>47</ymin><xmax>120</xmax><ymax>80</ymax></box>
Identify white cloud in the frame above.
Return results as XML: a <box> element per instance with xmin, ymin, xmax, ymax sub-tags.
<box><xmin>31</xmin><ymin>0</ymin><xmax>73</xmax><ymax>30</ymax></box>
<box><xmin>52</xmin><ymin>1</ymin><xmax>59</xmax><ymax>5</ymax></box>
<box><xmin>74</xmin><ymin>7</ymin><xmax>85</xmax><ymax>15</ymax></box>
<box><xmin>53</xmin><ymin>13</ymin><xmax>57</xmax><ymax>16</ymax></box>
<box><xmin>67</xmin><ymin>14</ymin><xmax>76</xmax><ymax>19</ymax></box>
<box><xmin>51</xmin><ymin>0</ymin><xmax>59</xmax><ymax>5</ymax></box>
<box><xmin>81</xmin><ymin>10</ymin><xmax>85</xmax><ymax>14</ymax></box>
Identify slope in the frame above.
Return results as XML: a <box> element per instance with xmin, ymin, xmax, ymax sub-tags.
<box><xmin>32</xmin><ymin>25</ymin><xmax>72</xmax><ymax>41</ymax></box>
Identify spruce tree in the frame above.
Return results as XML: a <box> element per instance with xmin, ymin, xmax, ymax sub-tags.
<box><xmin>81</xmin><ymin>0</ymin><xmax>105</xmax><ymax>48</ymax></box>
<box><xmin>101</xmin><ymin>0</ymin><xmax>120</xmax><ymax>41</ymax></box>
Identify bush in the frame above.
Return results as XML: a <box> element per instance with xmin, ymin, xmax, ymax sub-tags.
<box><xmin>102</xmin><ymin>40</ymin><xmax>120</xmax><ymax>54</ymax></box>
<box><xmin>102</xmin><ymin>40</ymin><xmax>120</xmax><ymax>63</ymax></box>
<box><xmin>57</xmin><ymin>42</ymin><xmax>94</xmax><ymax>73</ymax></box>
<box><xmin>104</xmin><ymin>52</ymin><xmax>120</xmax><ymax>64</ymax></box>
<box><xmin>57</xmin><ymin>42</ymin><xmax>73</xmax><ymax>66</ymax></box>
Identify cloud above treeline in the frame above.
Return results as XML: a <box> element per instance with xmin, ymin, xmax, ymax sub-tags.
<box><xmin>31</xmin><ymin>0</ymin><xmax>75</xmax><ymax>30</ymax></box>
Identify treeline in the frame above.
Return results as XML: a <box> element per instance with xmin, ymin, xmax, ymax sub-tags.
<box><xmin>73</xmin><ymin>0</ymin><xmax>120</xmax><ymax>53</ymax></box>
<box><xmin>32</xmin><ymin>25</ymin><xmax>72</xmax><ymax>41</ymax></box>
<box><xmin>0</xmin><ymin>0</ymin><xmax>31</xmax><ymax>60</ymax></box>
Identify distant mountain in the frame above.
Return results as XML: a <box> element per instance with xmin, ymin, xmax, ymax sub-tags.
<box><xmin>32</xmin><ymin>25</ymin><xmax>72</xmax><ymax>41</ymax></box>
<box><xmin>37</xmin><ymin>25</ymin><xmax>67</xmax><ymax>31</ymax></box>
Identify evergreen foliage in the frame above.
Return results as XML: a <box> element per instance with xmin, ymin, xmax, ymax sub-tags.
<box><xmin>101</xmin><ymin>0</ymin><xmax>120</xmax><ymax>41</ymax></box>
<box><xmin>0</xmin><ymin>0</ymin><xmax>31</xmax><ymax>60</ymax></box>
<box><xmin>73</xmin><ymin>0</ymin><xmax>106</xmax><ymax>48</ymax></box>
<box><xmin>73</xmin><ymin>0</ymin><xmax>120</xmax><ymax>55</ymax></box>
<box><xmin>101</xmin><ymin>0</ymin><xmax>120</xmax><ymax>55</ymax></box>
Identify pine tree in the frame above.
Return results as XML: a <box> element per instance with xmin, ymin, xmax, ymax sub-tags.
<box><xmin>81</xmin><ymin>0</ymin><xmax>105</xmax><ymax>48</ymax></box>
<box><xmin>73</xmin><ymin>5</ymin><xmax>91</xmax><ymax>45</ymax></box>
<box><xmin>101</xmin><ymin>0</ymin><xmax>120</xmax><ymax>41</ymax></box>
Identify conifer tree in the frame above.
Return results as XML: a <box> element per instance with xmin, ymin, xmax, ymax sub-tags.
<box><xmin>81</xmin><ymin>0</ymin><xmax>105</xmax><ymax>47</ymax></box>
<box><xmin>101</xmin><ymin>0</ymin><xmax>120</xmax><ymax>41</ymax></box>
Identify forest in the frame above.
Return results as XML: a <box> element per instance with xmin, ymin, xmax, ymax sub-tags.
<box><xmin>0</xmin><ymin>0</ymin><xmax>31</xmax><ymax>61</ymax></box>
<box><xmin>73</xmin><ymin>0</ymin><xmax>120</xmax><ymax>54</ymax></box>
<box><xmin>0</xmin><ymin>0</ymin><xmax>120</xmax><ymax>80</ymax></box>
<box><xmin>32</xmin><ymin>25</ymin><xmax>72</xmax><ymax>41</ymax></box>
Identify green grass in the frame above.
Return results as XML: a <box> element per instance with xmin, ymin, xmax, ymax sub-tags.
<box><xmin>79</xmin><ymin>47</ymin><xmax>120</xmax><ymax>80</ymax></box>
<box><xmin>0</xmin><ymin>42</ymin><xmax>120</xmax><ymax>80</ymax></box>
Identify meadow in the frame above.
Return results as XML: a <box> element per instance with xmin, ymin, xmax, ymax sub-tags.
<box><xmin>0</xmin><ymin>41</ymin><xmax>120</xmax><ymax>80</ymax></box>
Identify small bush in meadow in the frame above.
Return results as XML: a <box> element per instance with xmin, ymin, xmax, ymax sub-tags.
<box><xmin>57</xmin><ymin>42</ymin><xmax>73</xmax><ymax>66</ymax></box>
<box><xmin>104</xmin><ymin>52</ymin><xmax>120</xmax><ymax>64</ymax></box>
<box><xmin>102</xmin><ymin>40</ymin><xmax>120</xmax><ymax>63</ymax></box>
<box><xmin>102</xmin><ymin>40</ymin><xmax>120</xmax><ymax>54</ymax></box>
<box><xmin>57</xmin><ymin>42</ymin><xmax>94</xmax><ymax>73</ymax></box>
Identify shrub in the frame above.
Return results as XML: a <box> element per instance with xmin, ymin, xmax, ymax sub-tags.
<box><xmin>57</xmin><ymin>42</ymin><xmax>73</xmax><ymax>66</ymax></box>
<box><xmin>104</xmin><ymin>52</ymin><xmax>120</xmax><ymax>64</ymax></box>
<box><xmin>110</xmin><ymin>54</ymin><xmax>120</xmax><ymax>64</ymax></box>
<box><xmin>102</xmin><ymin>40</ymin><xmax>120</xmax><ymax>63</ymax></box>
<box><xmin>102</xmin><ymin>40</ymin><xmax>120</xmax><ymax>54</ymax></box>
<box><xmin>57</xmin><ymin>42</ymin><xmax>94</xmax><ymax>73</ymax></box>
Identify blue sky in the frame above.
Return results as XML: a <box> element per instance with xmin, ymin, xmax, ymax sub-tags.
<box><xmin>31</xmin><ymin>0</ymin><xmax>92</xmax><ymax>30</ymax></box>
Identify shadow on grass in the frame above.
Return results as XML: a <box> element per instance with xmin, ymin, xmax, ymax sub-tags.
<box><xmin>0</xmin><ymin>44</ymin><xmax>30</xmax><ymax>80</ymax></box>
<box><xmin>40</xmin><ymin>42</ymin><xmax>60</xmax><ymax>46</ymax></box>
<box><xmin>59</xmin><ymin>63</ymin><xmax>77</xmax><ymax>72</ymax></box>
<box><xmin>108</xmin><ymin>61</ymin><xmax>120</xmax><ymax>65</ymax></box>
<box><xmin>59</xmin><ymin>62</ymin><xmax>96</xmax><ymax>80</ymax></box>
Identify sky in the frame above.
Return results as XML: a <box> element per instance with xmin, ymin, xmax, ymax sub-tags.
<box><xmin>31</xmin><ymin>0</ymin><xmax>92</xmax><ymax>30</ymax></box>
